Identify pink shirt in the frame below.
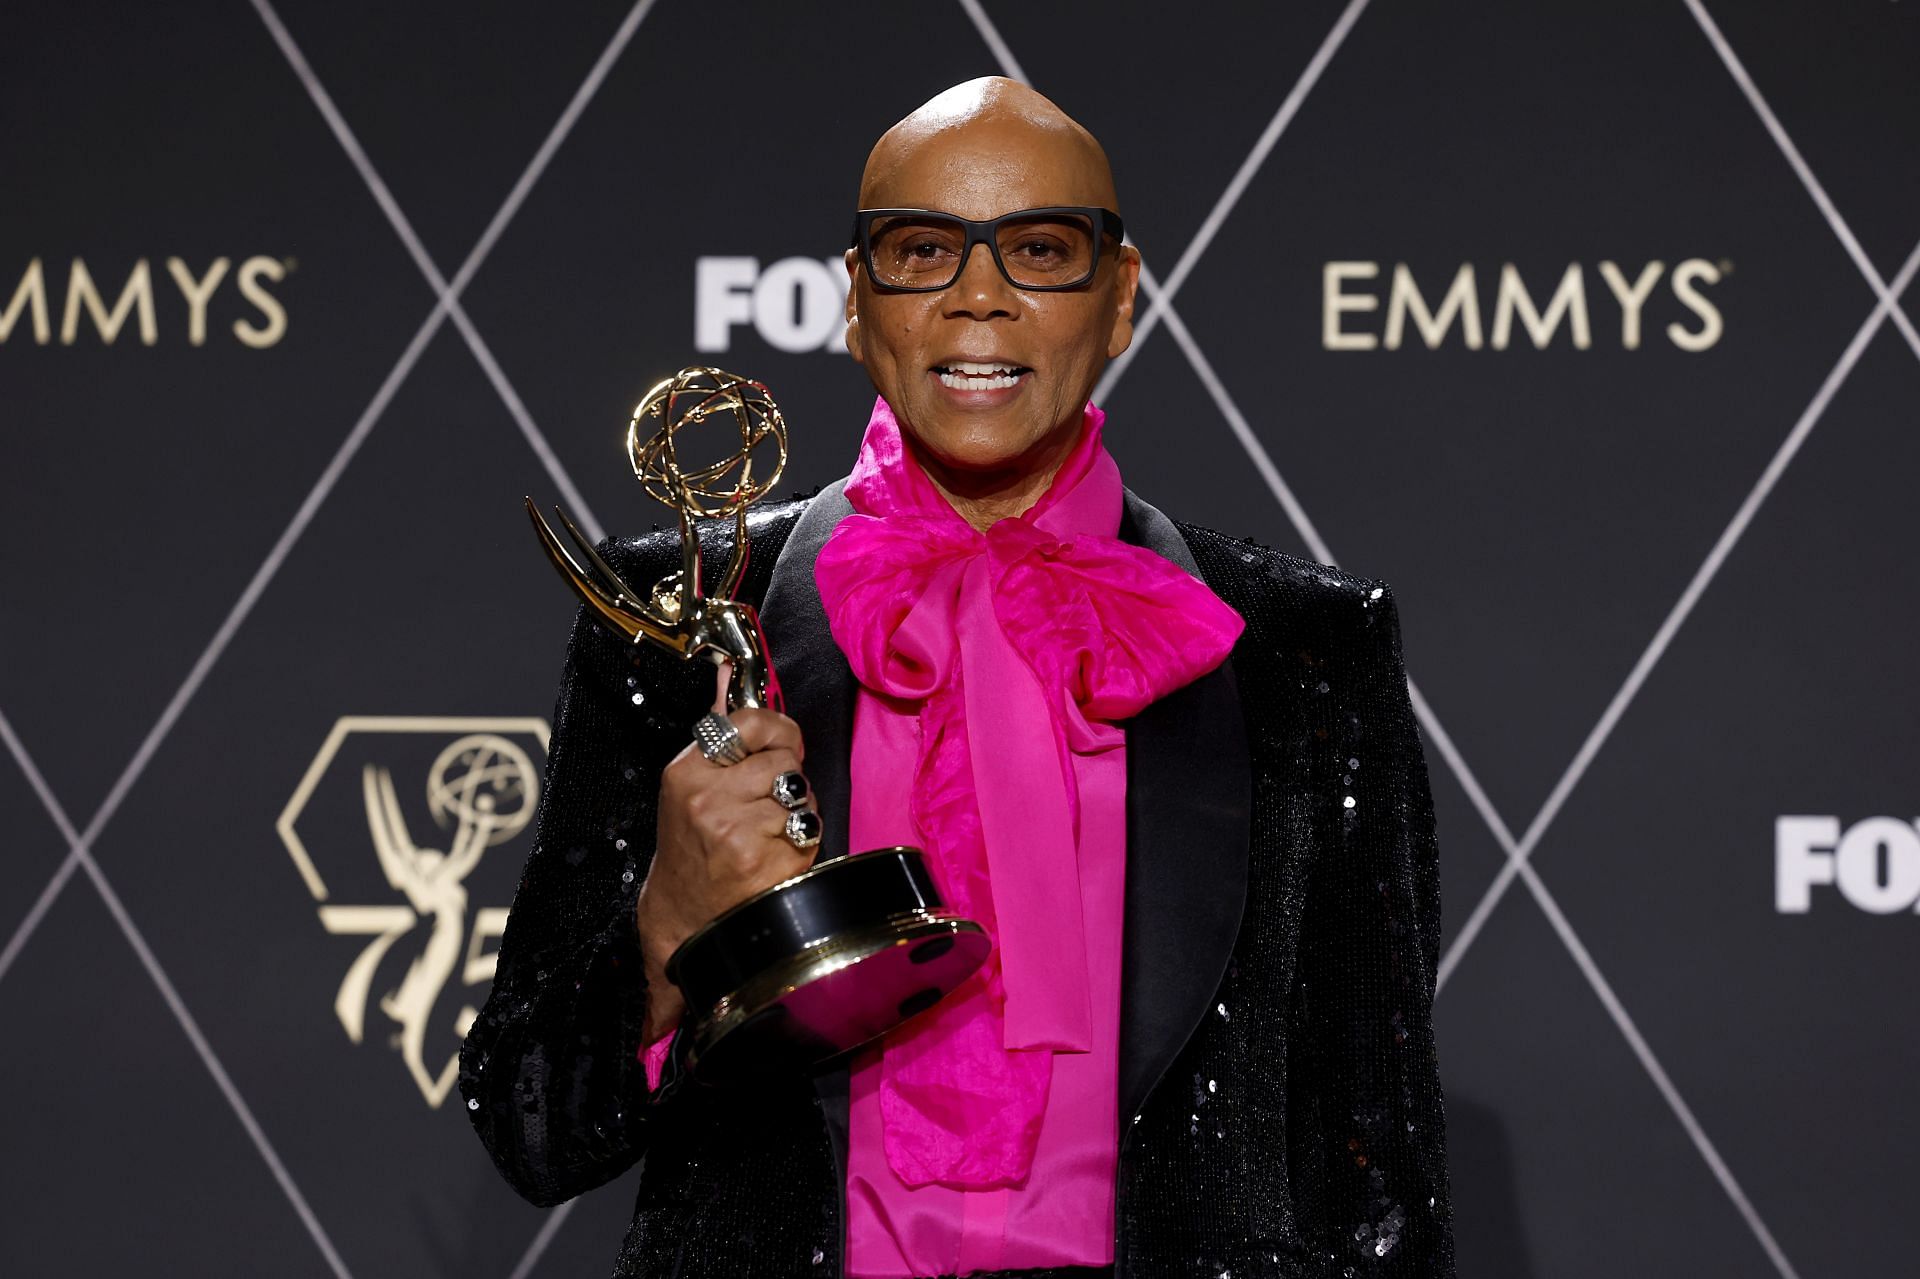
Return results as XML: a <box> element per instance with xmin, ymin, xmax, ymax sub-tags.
<box><xmin>640</xmin><ymin>704</ymin><xmax>1127</xmax><ymax>1277</ymax></box>
<box><xmin>843</xmin><ymin>689</ymin><xmax>1126</xmax><ymax>1276</ymax></box>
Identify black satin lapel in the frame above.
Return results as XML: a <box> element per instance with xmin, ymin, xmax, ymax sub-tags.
<box><xmin>758</xmin><ymin>482</ymin><xmax>858</xmax><ymax>1215</ymax></box>
<box><xmin>1116</xmin><ymin>491</ymin><xmax>1254</xmax><ymax>1124</ymax></box>
<box><xmin>759</xmin><ymin>480</ymin><xmax>856</xmax><ymax>864</ymax></box>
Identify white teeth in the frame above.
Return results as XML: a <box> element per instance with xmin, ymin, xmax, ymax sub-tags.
<box><xmin>938</xmin><ymin>370</ymin><xmax>1022</xmax><ymax>390</ymax></box>
<box><xmin>936</xmin><ymin>361</ymin><xmax>1025</xmax><ymax>391</ymax></box>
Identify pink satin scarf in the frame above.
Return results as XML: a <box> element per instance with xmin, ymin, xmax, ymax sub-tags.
<box><xmin>814</xmin><ymin>396</ymin><xmax>1243</xmax><ymax>1188</ymax></box>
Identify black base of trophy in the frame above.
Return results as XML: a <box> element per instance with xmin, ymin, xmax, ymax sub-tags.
<box><xmin>665</xmin><ymin>847</ymin><xmax>991</xmax><ymax>1082</ymax></box>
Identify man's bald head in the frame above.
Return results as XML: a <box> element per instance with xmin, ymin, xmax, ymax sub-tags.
<box><xmin>858</xmin><ymin>76</ymin><xmax>1119</xmax><ymax>216</ymax></box>
<box><xmin>843</xmin><ymin>77</ymin><xmax>1140</xmax><ymax>527</ymax></box>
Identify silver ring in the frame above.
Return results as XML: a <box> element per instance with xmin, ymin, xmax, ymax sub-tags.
<box><xmin>770</xmin><ymin>771</ymin><xmax>810</xmax><ymax>810</ymax></box>
<box><xmin>783</xmin><ymin>808</ymin><xmax>822</xmax><ymax>850</ymax></box>
<box><xmin>692</xmin><ymin>712</ymin><xmax>748</xmax><ymax>766</ymax></box>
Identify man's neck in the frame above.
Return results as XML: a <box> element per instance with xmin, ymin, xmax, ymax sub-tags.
<box><xmin>907</xmin><ymin>421</ymin><xmax>1084</xmax><ymax>534</ymax></box>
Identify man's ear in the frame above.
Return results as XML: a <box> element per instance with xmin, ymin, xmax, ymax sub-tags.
<box><xmin>1106</xmin><ymin>243</ymin><xmax>1143</xmax><ymax>359</ymax></box>
<box><xmin>842</xmin><ymin>248</ymin><xmax>865</xmax><ymax>364</ymax></box>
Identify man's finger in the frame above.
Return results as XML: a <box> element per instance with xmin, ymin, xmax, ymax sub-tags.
<box><xmin>727</xmin><ymin>707</ymin><xmax>805</xmax><ymax>759</ymax></box>
<box><xmin>708</xmin><ymin>748</ymin><xmax>804</xmax><ymax>798</ymax></box>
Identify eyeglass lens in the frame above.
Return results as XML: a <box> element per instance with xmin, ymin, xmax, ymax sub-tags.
<box><xmin>867</xmin><ymin>213</ymin><xmax>1097</xmax><ymax>289</ymax></box>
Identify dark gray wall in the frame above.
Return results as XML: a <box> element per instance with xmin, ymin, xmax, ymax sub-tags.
<box><xmin>2</xmin><ymin>2</ymin><xmax>1915</xmax><ymax>1276</ymax></box>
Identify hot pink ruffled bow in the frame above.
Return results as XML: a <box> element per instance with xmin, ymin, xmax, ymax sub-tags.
<box><xmin>815</xmin><ymin>397</ymin><xmax>1243</xmax><ymax>1188</ymax></box>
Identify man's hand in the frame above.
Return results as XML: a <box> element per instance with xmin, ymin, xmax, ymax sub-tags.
<box><xmin>636</xmin><ymin>665</ymin><xmax>817</xmax><ymax>1043</ymax></box>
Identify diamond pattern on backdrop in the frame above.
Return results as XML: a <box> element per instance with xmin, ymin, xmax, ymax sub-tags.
<box><xmin>90</xmin><ymin>327</ymin><xmax>630</xmax><ymax>1276</ymax></box>
<box><xmin>0</xmin><ymin>1</ymin><xmax>667</xmax><ymax>1273</ymax></box>
<box><xmin>0</xmin><ymin>0</ymin><xmax>433</xmax><ymax>817</ymax></box>
<box><xmin>1530</xmin><ymin>332</ymin><xmax>1920</xmax><ymax>1278</ymax></box>
<box><xmin>0</xmin><ymin>885</ymin><xmax>341</xmax><ymax>1278</ymax></box>
<box><xmin>0</xmin><ymin>2</ymin><xmax>1915</xmax><ymax>1277</ymax></box>
<box><xmin>267</xmin><ymin>0</ymin><xmax>643</xmax><ymax>264</ymax></box>
<box><xmin>1431</xmin><ymin>900</ymin><xmax>1769</xmax><ymax>1279</ymax></box>
<box><xmin>0</xmin><ymin>719</ymin><xmax>66</xmax><ymax>935</ymax></box>
<box><xmin>1700</xmin><ymin>0</ymin><xmax>1920</xmax><ymax>287</ymax></box>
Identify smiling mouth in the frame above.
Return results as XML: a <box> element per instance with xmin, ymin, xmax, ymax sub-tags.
<box><xmin>932</xmin><ymin>361</ymin><xmax>1032</xmax><ymax>391</ymax></box>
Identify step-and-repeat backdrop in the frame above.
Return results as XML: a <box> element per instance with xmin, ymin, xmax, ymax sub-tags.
<box><xmin>4</xmin><ymin>1</ymin><xmax>1915</xmax><ymax>1276</ymax></box>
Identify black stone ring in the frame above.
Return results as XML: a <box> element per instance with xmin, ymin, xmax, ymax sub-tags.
<box><xmin>770</xmin><ymin>770</ymin><xmax>810</xmax><ymax>810</ymax></box>
<box><xmin>783</xmin><ymin>808</ymin><xmax>823</xmax><ymax>850</ymax></box>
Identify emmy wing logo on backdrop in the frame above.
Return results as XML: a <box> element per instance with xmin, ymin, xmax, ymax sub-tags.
<box><xmin>277</xmin><ymin>717</ymin><xmax>549</xmax><ymax>1107</ymax></box>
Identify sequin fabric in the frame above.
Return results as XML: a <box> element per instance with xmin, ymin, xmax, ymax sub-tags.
<box><xmin>1112</xmin><ymin>524</ymin><xmax>1453</xmax><ymax>1278</ymax></box>
<box><xmin>458</xmin><ymin>496</ymin><xmax>1454</xmax><ymax>1278</ymax></box>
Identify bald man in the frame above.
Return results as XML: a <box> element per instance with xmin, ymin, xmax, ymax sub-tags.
<box><xmin>462</xmin><ymin>78</ymin><xmax>1455</xmax><ymax>1279</ymax></box>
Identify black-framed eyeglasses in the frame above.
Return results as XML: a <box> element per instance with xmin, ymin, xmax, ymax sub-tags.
<box><xmin>851</xmin><ymin>206</ymin><xmax>1126</xmax><ymax>293</ymax></box>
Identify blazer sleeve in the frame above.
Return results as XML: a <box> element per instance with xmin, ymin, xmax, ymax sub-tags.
<box><xmin>457</xmin><ymin>564</ymin><xmax>709</xmax><ymax>1207</ymax></box>
<box><xmin>1288</xmin><ymin>582</ymin><xmax>1456</xmax><ymax>1275</ymax></box>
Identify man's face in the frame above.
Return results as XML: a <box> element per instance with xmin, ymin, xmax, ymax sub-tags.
<box><xmin>844</xmin><ymin>118</ymin><xmax>1141</xmax><ymax>479</ymax></box>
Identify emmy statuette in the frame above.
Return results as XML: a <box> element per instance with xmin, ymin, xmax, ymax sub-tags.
<box><xmin>525</xmin><ymin>367</ymin><xmax>990</xmax><ymax>1082</ymax></box>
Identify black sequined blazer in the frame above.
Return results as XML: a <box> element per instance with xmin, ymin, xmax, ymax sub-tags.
<box><xmin>459</xmin><ymin>482</ymin><xmax>1455</xmax><ymax>1279</ymax></box>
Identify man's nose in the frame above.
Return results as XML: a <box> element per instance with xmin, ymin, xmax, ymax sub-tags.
<box><xmin>943</xmin><ymin>241</ymin><xmax>1018</xmax><ymax>319</ymax></box>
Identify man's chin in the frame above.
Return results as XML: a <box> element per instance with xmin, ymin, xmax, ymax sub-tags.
<box><xmin>899</xmin><ymin>419</ymin><xmax>1067</xmax><ymax>480</ymax></box>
